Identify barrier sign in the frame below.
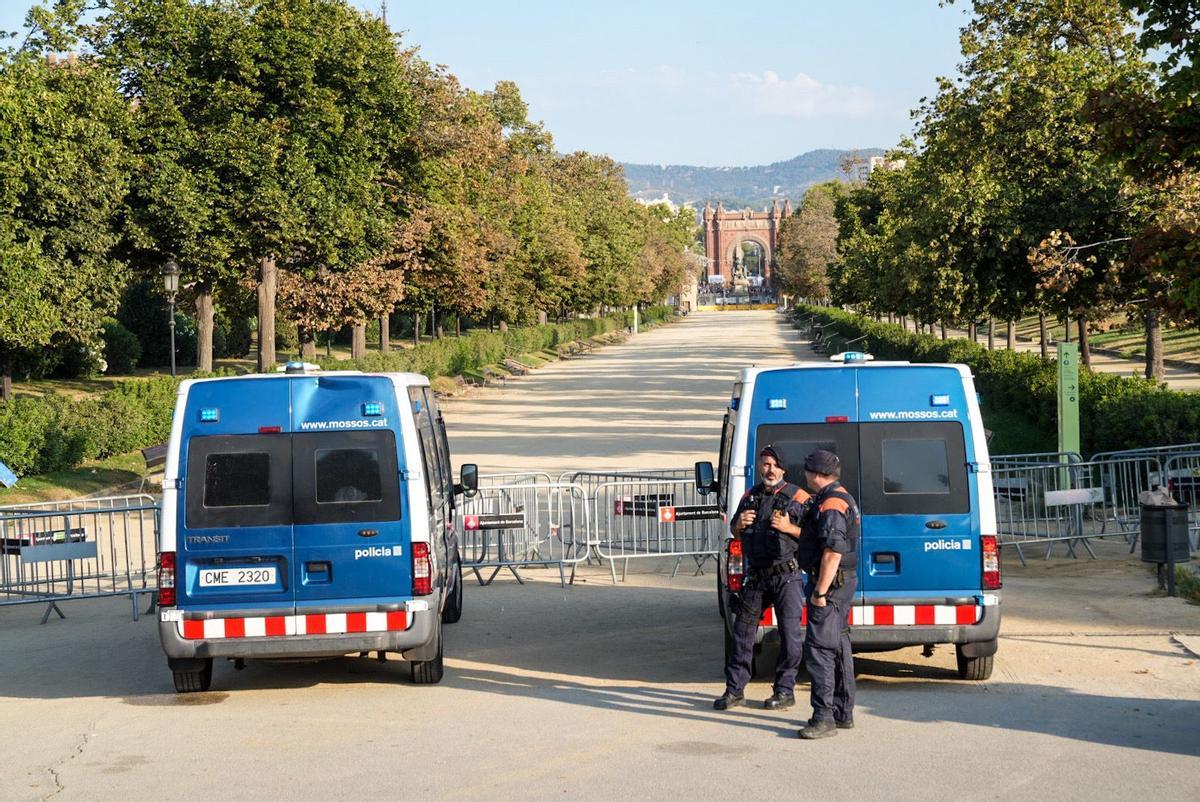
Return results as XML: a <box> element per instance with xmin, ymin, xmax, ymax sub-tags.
<box><xmin>657</xmin><ymin>504</ymin><xmax>722</xmax><ymax>524</ymax></box>
<box><xmin>615</xmin><ymin>494</ymin><xmax>675</xmax><ymax>516</ymax></box>
<box><xmin>462</xmin><ymin>513</ymin><xmax>526</xmax><ymax>532</ymax></box>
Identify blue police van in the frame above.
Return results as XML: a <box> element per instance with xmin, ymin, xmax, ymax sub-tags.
<box><xmin>696</xmin><ymin>352</ymin><xmax>1001</xmax><ymax>680</ymax></box>
<box><xmin>156</xmin><ymin>364</ymin><xmax>478</xmax><ymax>692</ymax></box>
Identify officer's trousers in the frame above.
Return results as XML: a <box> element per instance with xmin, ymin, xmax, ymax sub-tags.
<box><xmin>803</xmin><ymin>574</ymin><xmax>857</xmax><ymax>722</ymax></box>
<box><xmin>724</xmin><ymin>570</ymin><xmax>805</xmax><ymax>695</ymax></box>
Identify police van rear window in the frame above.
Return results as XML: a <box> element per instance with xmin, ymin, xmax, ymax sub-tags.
<box><xmin>204</xmin><ymin>453</ymin><xmax>271</xmax><ymax>508</ymax></box>
<box><xmin>315</xmin><ymin>448</ymin><xmax>383</xmax><ymax>503</ymax></box>
<box><xmin>186</xmin><ymin>435</ymin><xmax>292</xmax><ymax>529</ymax></box>
<box><xmin>860</xmin><ymin>422</ymin><xmax>969</xmax><ymax>514</ymax></box>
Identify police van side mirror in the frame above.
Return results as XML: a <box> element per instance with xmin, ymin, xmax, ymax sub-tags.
<box><xmin>695</xmin><ymin>461</ymin><xmax>715</xmax><ymax>496</ymax></box>
<box><xmin>456</xmin><ymin>464</ymin><xmax>479</xmax><ymax>498</ymax></box>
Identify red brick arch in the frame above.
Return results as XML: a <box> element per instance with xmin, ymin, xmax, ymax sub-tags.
<box><xmin>702</xmin><ymin>199</ymin><xmax>793</xmax><ymax>285</ymax></box>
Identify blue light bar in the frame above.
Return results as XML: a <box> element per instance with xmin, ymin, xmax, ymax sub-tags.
<box><xmin>199</xmin><ymin>407</ymin><xmax>220</xmax><ymax>423</ymax></box>
<box><xmin>930</xmin><ymin>394</ymin><xmax>951</xmax><ymax>407</ymax></box>
<box><xmin>767</xmin><ymin>398</ymin><xmax>788</xmax><ymax>410</ymax></box>
<box><xmin>843</xmin><ymin>351</ymin><xmax>868</xmax><ymax>363</ymax></box>
<box><xmin>362</xmin><ymin>401</ymin><xmax>384</xmax><ymax>417</ymax></box>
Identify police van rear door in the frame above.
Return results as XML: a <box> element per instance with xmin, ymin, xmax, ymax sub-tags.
<box><xmin>746</xmin><ymin>367</ymin><xmax>861</xmax><ymax>501</ymax></box>
<box><xmin>856</xmin><ymin>367</ymin><xmax>979</xmax><ymax>599</ymax></box>
<box><xmin>178</xmin><ymin>379</ymin><xmax>295</xmax><ymax>616</ymax></box>
<box><xmin>291</xmin><ymin>376</ymin><xmax>409</xmax><ymax>611</ymax></box>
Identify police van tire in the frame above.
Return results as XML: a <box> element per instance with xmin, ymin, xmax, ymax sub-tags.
<box><xmin>411</xmin><ymin>622</ymin><xmax>445</xmax><ymax>684</ymax></box>
<box><xmin>172</xmin><ymin>659</ymin><xmax>213</xmax><ymax>693</ymax></box>
<box><xmin>955</xmin><ymin>647</ymin><xmax>993</xmax><ymax>681</ymax></box>
<box><xmin>443</xmin><ymin>553</ymin><xmax>464</xmax><ymax>624</ymax></box>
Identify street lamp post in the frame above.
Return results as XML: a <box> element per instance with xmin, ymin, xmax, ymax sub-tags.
<box><xmin>162</xmin><ymin>256</ymin><xmax>180</xmax><ymax>377</ymax></box>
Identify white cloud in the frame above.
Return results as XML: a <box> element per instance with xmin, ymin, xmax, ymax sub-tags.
<box><xmin>577</xmin><ymin>66</ymin><xmax>881</xmax><ymax>120</ymax></box>
<box><xmin>724</xmin><ymin>70</ymin><xmax>879</xmax><ymax>118</ymax></box>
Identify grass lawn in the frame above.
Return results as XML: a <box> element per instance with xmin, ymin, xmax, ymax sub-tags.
<box><xmin>0</xmin><ymin>451</ymin><xmax>148</xmax><ymax>506</ymax></box>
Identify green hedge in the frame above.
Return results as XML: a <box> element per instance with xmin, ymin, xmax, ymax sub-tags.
<box><xmin>794</xmin><ymin>305</ymin><xmax>1199</xmax><ymax>454</ymax></box>
<box><xmin>0</xmin><ymin>307</ymin><xmax>677</xmax><ymax>477</ymax></box>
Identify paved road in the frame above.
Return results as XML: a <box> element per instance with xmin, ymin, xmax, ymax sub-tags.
<box><xmin>1</xmin><ymin>311</ymin><xmax>1197</xmax><ymax>801</ymax></box>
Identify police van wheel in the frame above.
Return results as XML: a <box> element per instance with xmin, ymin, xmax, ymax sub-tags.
<box><xmin>411</xmin><ymin>622</ymin><xmax>445</xmax><ymax>684</ymax></box>
<box><xmin>955</xmin><ymin>648</ymin><xmax>993</xmax><ymax>681</ymax></box>
<box><xmin>172</xmin><ymin>659</ymin><xmax>213</xmax><ymax>693</ymax></box>
<box><xmin>443</xmin><ymin>553</ymin><xmax>464</xmax><ymax>624</ymax></box>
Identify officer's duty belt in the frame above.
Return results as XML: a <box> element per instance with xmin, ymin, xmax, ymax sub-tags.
<box><xmin>749</xmin><ymin>558</ymin><xmax>801</xmax><ymax>579</ymax></box>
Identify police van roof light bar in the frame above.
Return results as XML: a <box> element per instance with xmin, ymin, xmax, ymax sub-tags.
<box><xmin>831</xmin><ymin>351</ymin><xmax>874</xmax><ymax>363</ymax></box>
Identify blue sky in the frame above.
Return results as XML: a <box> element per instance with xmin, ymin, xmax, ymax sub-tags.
<box><xmin>1</xmin><ymin>1</ymin><xmax>970</xmax><ymax>167</ymax></box>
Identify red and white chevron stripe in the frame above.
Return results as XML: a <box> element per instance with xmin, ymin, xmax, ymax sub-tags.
<box><xmin>179</xmin><ymin>611</ymin><xmax>409</xmax><ymax>640</ymax></box>
<box><xmin>758</xmin><ymin>604</ymin><xmax>982</xmax><ymax>628</ymax></box>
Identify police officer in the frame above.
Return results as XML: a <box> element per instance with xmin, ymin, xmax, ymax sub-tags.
<box><xmin>714</xmin><ymin>445</ymin><xmax>810</xmax><ymax>711</ymax></box>
<box><xmin>797</xmin><ymin>449</ymin><xmax>859</xmax><ymax>739</ymax></box>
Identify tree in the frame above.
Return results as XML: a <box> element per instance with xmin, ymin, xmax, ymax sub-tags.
<box><xmin>775</xmin><ymin>181</ymin><xmax>844</xmax><ymax>302</ymax></box>
<box><xmin>89</xmin><ymin>0</ymin><xmax>416</xmax><ymax>372</ymax></box>
<box><xmin>0</xmin><ymin>44</ymin><xmax>130</xmax><ymax>398</ymax></box>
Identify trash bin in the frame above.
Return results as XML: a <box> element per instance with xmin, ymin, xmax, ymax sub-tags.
<box><xmin>1140</xmin><ymin>502</ymin><xmax>1191</xmax><ymax>564</ymax></box>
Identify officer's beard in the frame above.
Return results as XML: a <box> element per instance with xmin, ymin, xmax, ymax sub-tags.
<box><xmin>763</xmin><ymin>476</ymin><xmax>784</xmax><ymax>490</ymax></box>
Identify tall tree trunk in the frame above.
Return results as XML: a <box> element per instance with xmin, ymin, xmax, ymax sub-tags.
<box><xmin>351</xmin><ymin>323</ymin><xmax>366</xmax><ymax>359</ymax></box>
<box><xmin>967</xmin><ymin>321</ymin><xmax>976</xmax><ymax>342</ymax></box>
<box><xmin>1039</xmin><ymin>313</ymin><xmax>1049</xmax><ymax>359</ymax></box>
<box><xmin>1077</xmin><ymin>317</ymin><xmax>1091</xmax><ymax>367</ymax></box>
<box><xmin>299</xmin><ymin>326</ymin><xmax>316</xmax><ymax>361</ymax></box>
<box><xmin>195</xmin><ymin>284</ymin><xmax>215</xmax><ymax>372</ymax></box>
<box><xmin>1062</xmin><ymin>316</ymin><xmax>1071</xmax><ymax>342</ymax></box>
<box><xmin>0</xmin><ymin>350</ymin><xmax>12</xmax><ymax>401</ymax></box>
<box><xmin>1006</xmin><ymin>320</ymin><xmax>1016</xmax><ymax>350</ymax></box>
<box><xmin>256</xmin><ymin>255</ymin><xmax>277</xmax><ymax>372</ymax></box>
<box><xmin>1144</xmin><ymin>308</ymin><xmax>1164</xmax><ymax>381</ymax></box>
<box><xmin>455</xmin><ymin>316</ymin><xmax>461</xmax><ymax>337</ymax></box>
<box><xmin>940</xmin><ymin>322</ymin><xmax>947</xmax><ymax>340</ymax></box>
<box><xmin>379</xmin><ymin>313</ymin><xmax>390</xmax><ymax>353</ymax></box>
<box><xmin>987</xmin><ymin>317</ymin><xmax>995</xmax><ymax>350</ymax></box>
<box><xmin>413</xmin><ymin>312</ymin><xmax>420</xmax><ymax>346</ymax></box>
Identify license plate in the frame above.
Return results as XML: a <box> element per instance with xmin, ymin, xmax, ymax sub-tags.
<box><xmin>199</xmin><ymin>566</ymin><xmax>277</xmax><ymax>587</ymax></box>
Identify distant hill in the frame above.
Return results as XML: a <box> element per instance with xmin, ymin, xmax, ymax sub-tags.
<box><xmin>621</xmin><ymin>148</ymin><xmax>885</xmax><ymax>211</ymax></box>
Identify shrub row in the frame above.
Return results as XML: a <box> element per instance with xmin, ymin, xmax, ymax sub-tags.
<box><xmin>795</xmin><ymin>305</ymin><xmax>1200</xmax><ymax>454</ymax></box>
<box><xmin>0</xmin><ymin>376</ymin><xmax>180</xmax><ymax>477</ymax></box>
<box><xmin>0</xmin><ymin>307</ymin><xmax>676</xmax><ymax>477</ymax></box>
<box><xmin>316</xmin><ymin>306</ymin><xmax>674</xmax><ymax>375</ymax></box>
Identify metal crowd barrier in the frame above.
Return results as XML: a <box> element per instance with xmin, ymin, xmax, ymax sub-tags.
<box><xmin>990</xmin><ymin>451</ymin><xmax>1083</xmax><ymax>468</ymax></box>
<box><xmin>0</xmin><ymin>495</ymin><xmax>158</xmax><ymax>622</ymax></box>
<box><xmin>991</xmin><ymin>456</ymin><xmax>1164</xmax><ymax>565</ymax></box>
<box><xmin>456</xmin><ymin>477</ymin><xmax>589</xmax><ymax>587</ymax></box>
<box><xmin>588</xmin><ymin>476</ymin><xmax>723</xmax><ymax>582</ymax></box>
<box><xmin>1157</xmin><ymin>453</ymin><xmax>1200</xmax><ymax>550</ymax></box>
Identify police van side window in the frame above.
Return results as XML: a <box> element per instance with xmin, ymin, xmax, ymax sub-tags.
<box><xmin>408</xmin><ymin>387</ymin><xmax>443</xmax><ymax>508</ymax></box>
<box><xmin>716</xmin><ymin>413</ymin><xmax>735</xmax><ymax>499</ymax></box>
<box><xmin>859</xmin><ymin>422</ymin><xmax>969</xmax><ymax>515</ymax></box>
<box><xmin>424</xmin><ymin>389</ymin><xmax>455</xmax><ymax>500</ymax></box>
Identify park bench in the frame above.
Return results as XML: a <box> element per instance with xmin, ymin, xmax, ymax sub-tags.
<box><xmin>139</xmin><ymin>443</ymin><xmax>168</xmax><ymax>493</ymax></box>
<box><xmin>504</xmin><ymin>357</ymin><xmax>533</xmax><ymax>376</ymax></box>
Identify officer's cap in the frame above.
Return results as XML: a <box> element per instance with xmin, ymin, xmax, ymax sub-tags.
<box><xmin>803</xmin><ymin>449</ymin><xmax>840</xmax><ymax>476</ymax></box>
<box><xmin>758</xmin><ymin>444</ymin><xmax>786</xmax><ymax>472</ymax></box>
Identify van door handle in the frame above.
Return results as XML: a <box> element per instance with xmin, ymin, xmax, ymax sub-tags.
<box><xmin>925</xmin><ymin>520</ymin><xmax>947</xmax><ymax>530</ymax></box>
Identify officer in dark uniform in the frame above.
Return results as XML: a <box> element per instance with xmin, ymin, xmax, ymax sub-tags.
<box><xmin>714</xmin><ymin>445</ymin><xmax>811</xmax><ymax>711</ymax></box>
<box><xmin>797</xmin><ymin>449</ymin><xmax>859</xmax><ymax>739</ymax></box>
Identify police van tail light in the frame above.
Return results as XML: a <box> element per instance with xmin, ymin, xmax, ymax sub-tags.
<box><xmin>157</xmin><ymin>552</ymin><xmax>177</xmax><ymax>607</ymax></box>
<box><xmin>981</xmin><ymin>536</ymin><xmax>1001</xmax><ymax>590</ymax></box>
<box><xmin>412</xmin><ymin>542</ymin><xmax>433</xmax><ymax>596</ymax></box>
<box><xmin>727</xmin><ymin>539</ymin><xmax>745</xmax><ymax>593</ymax></box>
